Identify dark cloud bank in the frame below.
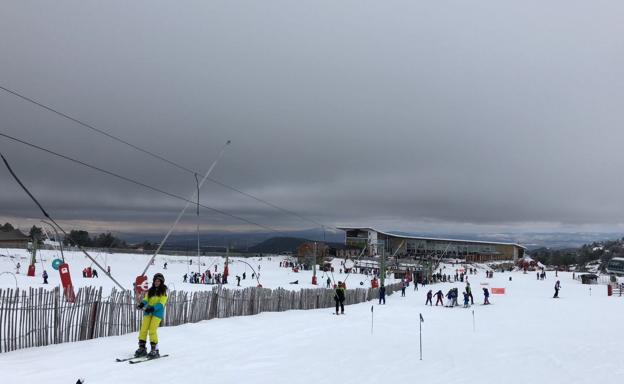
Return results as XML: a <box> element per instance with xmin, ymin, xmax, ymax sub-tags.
<box><xmin>1</xmin><ymin>1</ymin><xmax>623</xmax><ymax>239</ymax></box>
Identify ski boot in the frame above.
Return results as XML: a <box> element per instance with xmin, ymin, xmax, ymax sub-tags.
<box><xmin>147</xmin><ymin>342</ymin><xmax>160</xmax><ymax>358</ymax></box>
<box><xmin>134</xmin><ymin>340</ymin><xmax>147</xmax><ymax>357</ymax></box>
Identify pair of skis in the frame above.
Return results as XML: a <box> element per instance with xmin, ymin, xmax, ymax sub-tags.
<box><xmin>116</xmin><ymin>354</ymin><xmax>169</xmax><ymax>364</ymax></box>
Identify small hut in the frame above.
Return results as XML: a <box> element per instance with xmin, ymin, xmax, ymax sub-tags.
<box><xmin>0</xmin><ymin>229</ymin><xmax>29</xmax><ymax>248</ymax></box>
<box><xmin>580</xmin><ymin>274</ymin><xmax>598</xmax><ymax>285</ymax></box>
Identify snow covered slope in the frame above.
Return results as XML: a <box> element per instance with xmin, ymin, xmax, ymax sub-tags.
<box><xmin>1</xmin><ymin>269</ymin><xmax>623</xmax><ymax>384</ymax></box>
<box><xmin>0</xmin><ymin>248</ymin><xmax>389</xmax><ymax>291</ymax></box>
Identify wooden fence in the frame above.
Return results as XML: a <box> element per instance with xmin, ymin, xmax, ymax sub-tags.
<box><xmin>0</xmin><ymin>282</ymin><xmax>402</xmax><ymax>353</ymax></box>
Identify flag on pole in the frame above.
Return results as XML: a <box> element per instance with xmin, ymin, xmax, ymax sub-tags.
<box><xmin>420</xmin><ymin>313</ymin><xmax>424</xmax><ymax>323</ymax></box>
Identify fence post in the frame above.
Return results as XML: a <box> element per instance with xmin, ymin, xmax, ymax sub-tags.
<box><xmin>88</xmin><ymin>301</ymin><xmax>99</xmax><ymax>340</ymax></box>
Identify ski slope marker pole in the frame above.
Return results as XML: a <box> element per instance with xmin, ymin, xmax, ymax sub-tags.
<box><xmin>472</xmin><ymin>309</ymin><xmax>475</xmax><ymax>332</ymax></box>
<box><xmin>419</xmin><ymin>313</ymin><xmax>424</xmax><ymax>360</ymax></box>
<box><xmin>371</xmin><ymin>305</ymin><xmax>374</xmax><ymax>334</ymax></box>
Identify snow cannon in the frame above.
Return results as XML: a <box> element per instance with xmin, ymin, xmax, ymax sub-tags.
<box><xmin>27</xmin><ymin>264</ymin><xmax>36</xmax><ymax>277</ymax></box>
<box><xmin>59</xmin><ymin>263</ymin><xmax>76</xmax><ymax>302</ymax></box>
<box><xmin>371</xmin><ymin>278</ymin><xmax>379</xmax><ymax>289</ymax></box>
<box><xmin>312</xmin><ymin>275</ymin><xmax>317</xmax><ymax>285</ymax></box>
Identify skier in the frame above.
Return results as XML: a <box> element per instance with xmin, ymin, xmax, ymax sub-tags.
<box><xmin>379</xmin><ymin>283</ymin><xmax>386</xmax><ymax>305</ymax></box>
<box><xmin>242</xmin><ymin>272</ymin><xmax>246</xmax><ymax>280</ymax></box>
<box><xmin>334</xmin><ymin>281</ymin><xmax>346</xmax><ymax>314</ymax></box>
<box><xmin>553</xmin><ymin>280</ymin><xmax>561</xmax><ymax>298</ymax></box>
<box><xmin>135</xmin><ymin>273</ymin><xmax>168</xmax><ymax>358</ymax></box>
<box><xmin>435</xmin><ymin>290</ymin><xmax>444</xmax><ymax>306</ymax></box>
<box><xmin>326</xmin><ymin>277</ymin><xmax>331</xmax><ymax>288</ymax></box>
<box><xmin>425</xmin><ymin>290</ymin><xmax>433</xmax><ymax>306</ymax></box>
<box><xmin>42</xmin><ymin>270</ymin><xmax>48</xmax><ymax>284</ymax></box>
<box><xmin>483</xmin><ymin>288</ymin><xmax>490</xmax><ymax>305</ymax></box>
<box><xmin>463</xmin><ymin>291</ymin><xmax>470</xmax><ymax>308</ymax></box>
<box><xmin>16</xmin><ymin>262</ymin><xmax>20</xmax><ymax>274</ymax></box>
<box><xmin>446</xmin><ymin>289</ymin><xmax>453</xmax><ymax>307</ymax></box>
<box><xmin>107</xmin><ymin>266</ymin><xmax>111</xmax><ymax>275</ymax></box>
<box><xmin>401</xmin><ymin>281</ymin><xmax>406</xmax><ymax>297</ymax></box>
<box><xmin>92</xmin><ymin>269</ymin><xmax>98</xmax><ymax>278</ymax></box>
<box><xmin>163</xmin><ymin>262</ymin><xmax>167</xmax><ymax>270</ymax></box>
<box><xmin>466</xmin><ymin>282</ymin><xmax>474</xmax><ymax>305</ymax></box>
<box><xmin>183</xmin><ymin>273</ymin><xmax>187</xmax><ymax>283</ymax></box>
<box><xmin>236</xmin><ymin>275</ymin><xmax>241</xmax><ymax>287</ymax></box>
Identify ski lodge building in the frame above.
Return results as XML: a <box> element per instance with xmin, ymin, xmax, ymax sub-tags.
<box><xmin>0</xmin><ymin>229</ymin><xmax>29</xmax><ymax>248</ymax></box>
<box><xmin>337</xmin><ymin>227</ymin><xmax>525</xmax><ymax>262</ymax></box>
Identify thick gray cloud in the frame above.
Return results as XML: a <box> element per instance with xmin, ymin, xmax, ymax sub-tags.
<box><xmin>1</xmin><ymin>1</ymin><xmax>623</xmax><ymax>235</ymax></box>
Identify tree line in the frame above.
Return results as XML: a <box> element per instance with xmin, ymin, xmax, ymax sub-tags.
<box><xmin>1</xmin><ymin>222</ymin><xmax>157</xmax><ymax>250</ymax></box>
<box><xmin>531</xmin><ymin>238</ymin><xmax>624</xmax><ymax>269</ymax></box>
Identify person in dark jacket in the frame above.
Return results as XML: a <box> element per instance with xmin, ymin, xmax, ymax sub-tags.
<box><xmin>483</xmin><ymin>288</ymin><xmax>490</xmax><ymax>305</ymax></box>
<box><xmin>426</xmin><ymin>290</ymin><xmax>433</xmax><ymax>306</ymax></box>
<box><xmin>553</xmin><ymin>280</ymin><xmax>561</xmax><ymax>298</ymax></box>
<box><xmin>334</xmin><ymin>281</ymin><xmax>346</xmax><ymax>314</ymax></box>
<box><xmin>42</xmin><ymin>270</ymin><xmax>48</xmax><ymax>284</ymax></box>
<box><xmin>466</xmin><ymin>282</ymin><xmax>474</xmax><ymax>305</ymax></box>
<box><xmin>379</xmin><ymin>284</ymin><xmax>386</xmax><ymax>304</ymax></box>
<box><xmin>435</xmin><ymin>290</ymin><xmax>444</xmax><ymax>306</ymax></box>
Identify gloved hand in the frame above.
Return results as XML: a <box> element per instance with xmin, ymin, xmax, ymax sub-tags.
<box><xmin>136</xmin><ymin>302</ymin><xmax>145</xmax><ymax>310</ymax></box>
<box><xmin>144</xmin><ymin>306</ymin><xmax>155</xmax><ymax>314</ymax></box>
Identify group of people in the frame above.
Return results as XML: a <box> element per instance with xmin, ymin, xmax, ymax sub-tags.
<box><xmin>82</xmin><ymin>267</ymin><xmax>99</xmax><ymax>278</ymax></box>
<box><xmin>184</xmin><ymin>270</ymin><xmax>229</xmax><ymax>285</ymax></box>
<box><xmin>425</xmin><ymin>283</ymin><xmax>489</xmax><ymax>307</ymax></box>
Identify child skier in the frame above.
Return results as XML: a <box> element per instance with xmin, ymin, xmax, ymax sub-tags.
<box><xmin>483</xmin><ymin>287</ymin><xmax>490</xmax><ymax>305</ymax></box>
<box><xmin>334</xmin><ymin>281</ymin><xmax>346</xmax><ymax>314</ymax></box>
<box><xmin>463</xmin><ymin>291</ymin><xmax>470</xmax><ymax>308</ymax></box>
<box><xmin>553</xmin><ymin>280</ymin><xmax>561</xmax><ymax>298</ymax></box>
<box><xmin>135</xmin><ymin>273</ymin><xmax>168</xmax><ymax>358</ymax></box>
<box><xmin>426</xmin><ymin>290</ymin><xmax>433</xmax><ymax>305</ymax></box>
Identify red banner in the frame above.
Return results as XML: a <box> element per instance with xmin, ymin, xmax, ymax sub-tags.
<box><xmin>58</xmin><ymin>263</ymin><xmax>76</xmax><ymax>302</ymax></box>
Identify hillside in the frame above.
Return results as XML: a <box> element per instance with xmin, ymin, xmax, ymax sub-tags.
<box><xmin>247</xmin><ymin>237</ymin><xmax>344</xmax><ymax>254</ymax></box>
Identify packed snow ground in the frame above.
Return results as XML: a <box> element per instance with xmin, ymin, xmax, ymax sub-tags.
<box><xmin>0</xmin><ymin>248</ymin><xmax>390</xmax><ymax>291</ymax></box>
<box><xmin>1</xmin><ymin>259</ymin><xmax>623</xmax><ymax>384</ymax></box>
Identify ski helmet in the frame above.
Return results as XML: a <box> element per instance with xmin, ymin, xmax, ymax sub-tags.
<box><xmin>153</xmin><ymin>273</ymin><xmax>165</xmax><ymax>283</ymax></box>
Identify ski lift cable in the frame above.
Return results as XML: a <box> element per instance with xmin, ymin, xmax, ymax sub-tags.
<box><xmin>342</xmin><ymin>243</ymin><xmax>368</xmax><ymax>284</ymax></box>
<box><xmin>139</xmin><ymin>140</ymin><xmax>230</xmax><ymax>276</ymax></box>
<box><xmin>0</xmin><ymin>152</ymin><xmax>126</xmax><ymax>290</ymax></box>
<box><xmin>0</xmin><ymin>132</ymin><xmax>286</xmax><ymax>235</ymax></box>
<box><xmin>0</xmin><ymin>84</ymin><xmax>333</xmax><ymax>232</ymax></box>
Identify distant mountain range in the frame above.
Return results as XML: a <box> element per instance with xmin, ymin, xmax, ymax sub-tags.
<box><xmin>118</xmin><ymin>228</ymin><xmax>344</xmax><ymax>252</ymax></box>
<box><xmin>117</xmin><ymin>227</ymin><xmax>624</xmax><ymax>252</ymax></box>
<box><xmin>247</xmin><ymin>237</ymin><xmax>344</xmax><ymax>254</ymax></box>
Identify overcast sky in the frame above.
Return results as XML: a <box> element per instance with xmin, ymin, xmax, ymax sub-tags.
<box><xmin>1</xmin><ymin>1</ymin><xmax>623</xmax><ymax>236</ymax></box>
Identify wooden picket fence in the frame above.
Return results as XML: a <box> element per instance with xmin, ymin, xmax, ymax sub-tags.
<box><xmin>0</xmin><ymin>282</ymin><xmax>402</xmax><ymax>353</ymax></box>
